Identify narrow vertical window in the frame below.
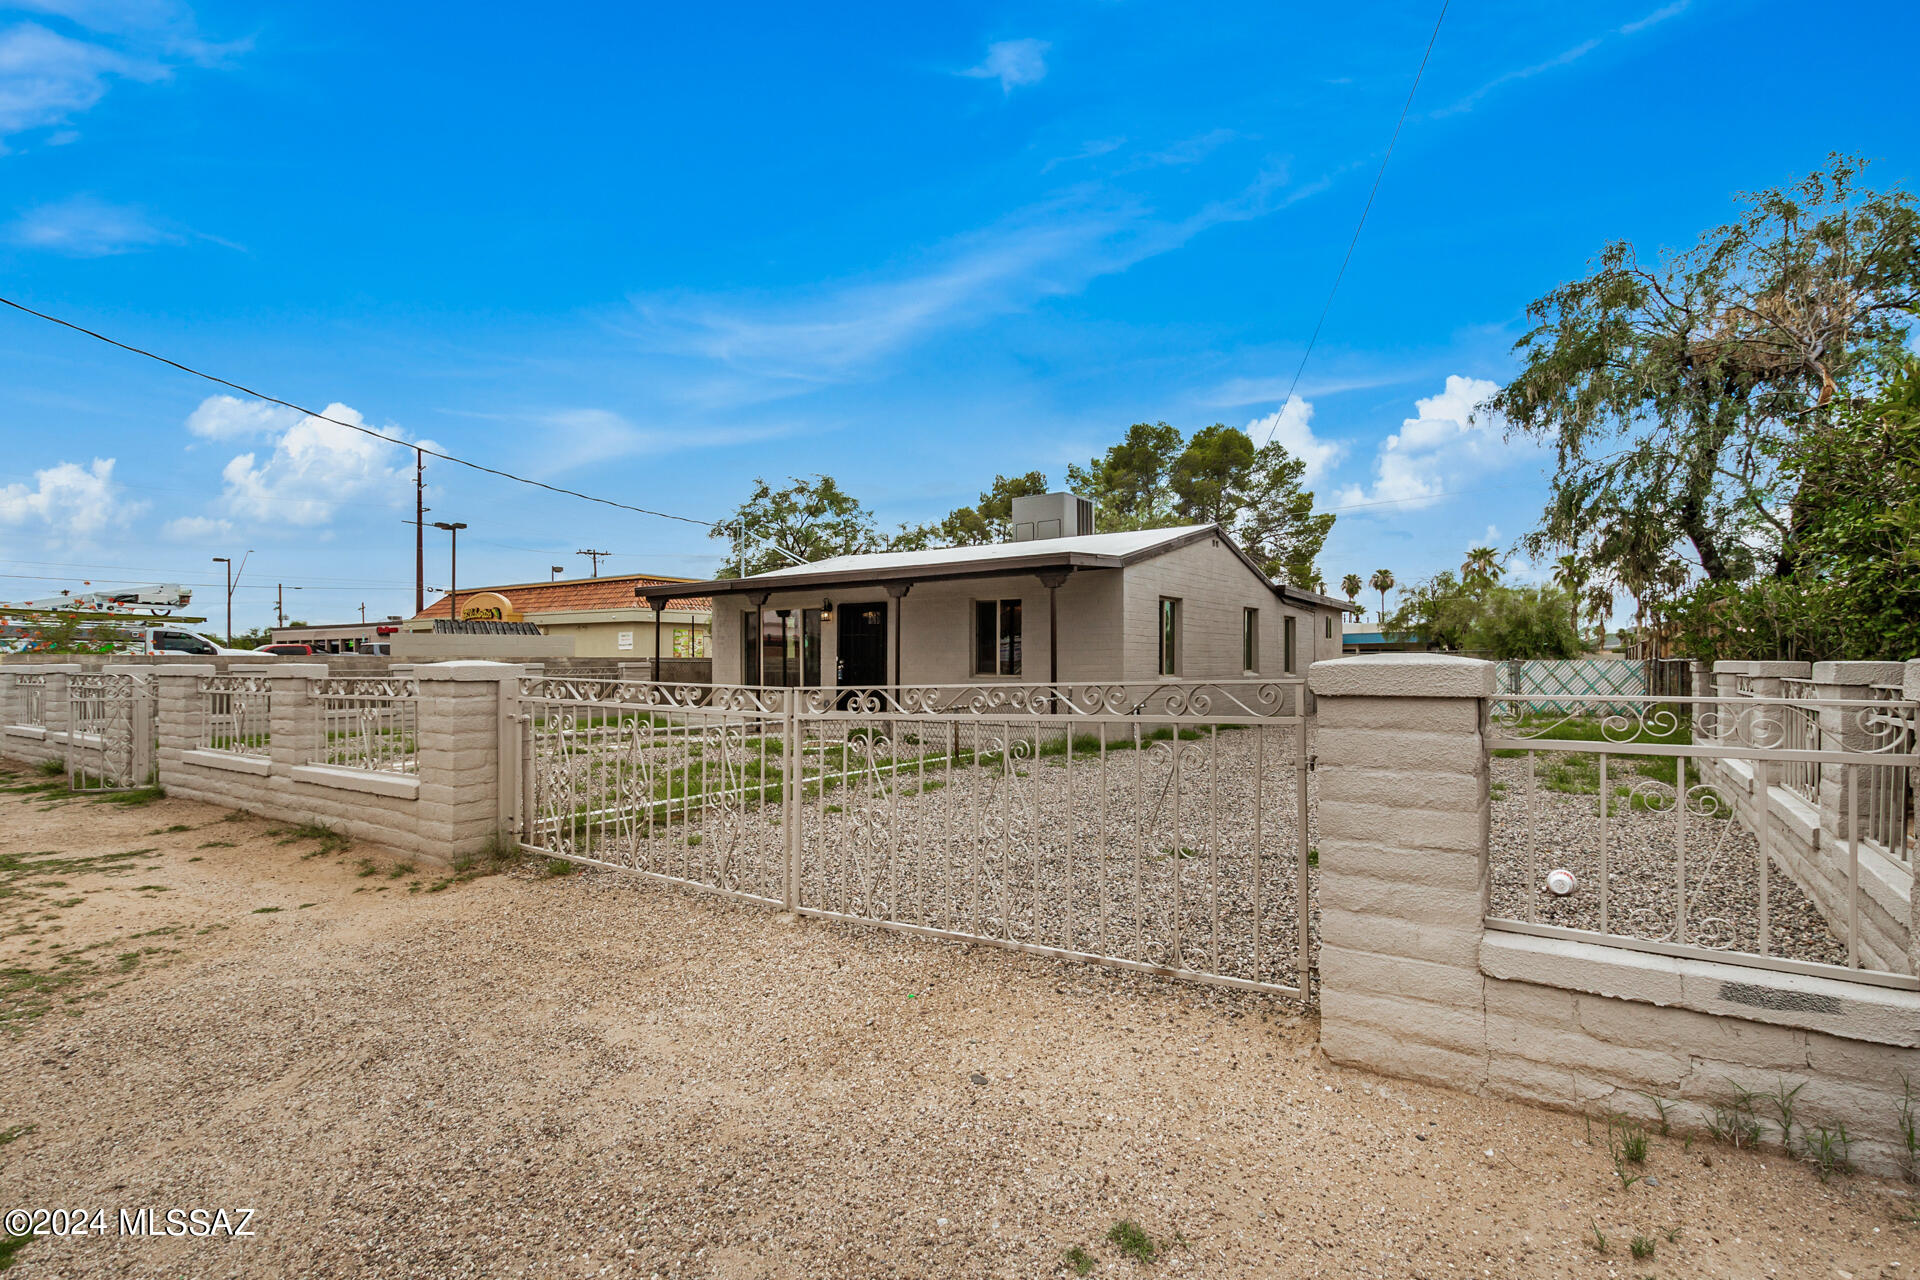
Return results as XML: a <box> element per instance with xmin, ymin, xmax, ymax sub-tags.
<box><xmin>973</xmin><ymin>599</ymin><xmax>1024</xmax><ymax>676</ymax></box>
<box><xmin>1325</xmin><ymin>614</ymin><xmax>1333</xmax><ymax>639</ymax></box>
<box><xmin>742</xmin><ymin>609</ymin><xmax>760</xmax><ymax>683</ymax></box>
<box><xmin>1243</xmin><ymin>607</ymin><xmax>1259</xmax><ymax>672</ymax></box>
<box><xmin>1284</xmin><ymin>615</ymin><xmax>1297</xmax><ymax>674</ymax></box>
<box><xmin>801</xmin><ymin>609</ymin><xmax>822</xmax><ymax>687</ymax></box>
<box><xmin>1158</xmin><ymin>598</ymin><xmax>1180</xmax><ymax>676</ymax></box>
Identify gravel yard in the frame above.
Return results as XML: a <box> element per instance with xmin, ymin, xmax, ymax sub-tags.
<box><xmin>3</xmin><ymin>760</ymin><xmax>1915</xmax><ymax>1279</ymax></box>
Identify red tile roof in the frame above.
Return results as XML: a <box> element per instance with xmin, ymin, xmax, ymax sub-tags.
<box><xmin>412</xmin><ymin>574</ymin><xmax>712</xmax><ymax>620</ymax></box>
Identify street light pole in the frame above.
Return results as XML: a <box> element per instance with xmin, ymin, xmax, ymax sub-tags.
<box><xmin>212</xmin><ymin>557</ymin><xmax>232</xmax><ymax>645</ymax></box>
<box><xmin>433</xmin><ymin>521</ymin><xmax>467</xmax><ymax>622</ymax></box>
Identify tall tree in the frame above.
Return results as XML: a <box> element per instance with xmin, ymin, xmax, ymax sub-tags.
<box><xmin>1485</xmin><ymin>156</ymin><xmax>1920</xmax><ymax>586</ymax></box>
<box><xmin>712</xmin><ymin>475</ymin><xmax>878</xmax><ymax>578</ymax></box>
<box><xmin>1551</xmin><ymin>553</ymin><xmax>1591</xmax><ymax>640</ymax></box>
<box><xmin>1065</xmin><ymin>422</ymin><xmax>1185</xmax><ymax>530</ymax></box>
<box><xmin>1368</xmin><ymin>568</ymin><xmax>1395</xmax><ymax>624</ymax></box>
<box><xmin>1341</xmin><ymin>573</ymin><xmax>1363</xmax><ymax>604</ymax></box>
<box><xmin>1460</xmin><ymin>546</ymin><xmax>1503</xmax><ymax>591</ymax></box>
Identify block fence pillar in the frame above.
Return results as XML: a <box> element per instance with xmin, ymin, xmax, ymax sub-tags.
<box><xmin>40</xmin><ymin>663</ymin><xmax>81</xmax><ymax>748</ymax></box>
<box><xmin>264</xmin><ymin>663</ymin><xmax>328</xmax><ymax>783</ymax></box>
<box><xmin>1709</xmin><ymin>660</ymin><xmax>1749</xmax><ymax>745</ymax></box>
<box><xmin>1306</xmin><ymin>654</ymin><xmax>1497</xmax><ymax>1091</ymax></box>
<box><xmin>151</xmin><ymin>664</ymin><xmax>216</xmax><ymax>785</ymax></box>
<box><xmin>413</xmin><ymin>661</ymin><xmax>522</xmax><ymax>861</ymax></box>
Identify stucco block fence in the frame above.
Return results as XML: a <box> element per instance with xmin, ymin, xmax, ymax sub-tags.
<box><xmin>1309</xmin><ymin>654</ymin><xmax>1919</xmax><ymax>1180</ymax></box>
<box><xmin>1</xmin><ymin>661</ymin><xmax>522</xmax><ymax>866</ymax></box>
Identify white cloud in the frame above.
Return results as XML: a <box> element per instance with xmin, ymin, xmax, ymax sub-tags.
<box><xmin>0</xmin><ymin>20</ymin><xmax>164</xmax><ymax>143</ymax></box>
<box><xmin>202</xmin><ymin>400</ymin><xmax>425</xmax><ymax>527</ymax></box>
<box><xmin>1245</xmin><ymin>395</ymin><xmax>1345</xmax><ymax>486</ymax></box>
<box><xmin>186</xmin><ymin>394</ymin><xmax>301</xmax><ymax>441</ymax></box>
<box><xmin>1332</xmin><ymin>375</ymin><xmax>1525</xmax><ymax>511</ymax></box>
<box><xmin>8</xmin><ymin>194</ymin><xmax>178</xmax><ymax>254</ymax></box>
<box><xmin>0</xmin><ymin>456</ymin><xmax>141</xmax><ymax>541</ymax></box>
<box><xmin>1435</xmin><ymin>3</ymin><xmax>1689</xmax><ymax>117</ymax></box>
<box><xmin>162</xmin><ymin>514</ymin><xmax>231</xmax><ymax>540</ymax></box>
<box><xmin>628</xmin><ymin>164</ymin><xmax>1323</xmax><ymax>385</ymax></box>
<box><xmin>960</xmin><ymin>38</ymin><xmax>1048</xmax><ymax>94</ymax></box>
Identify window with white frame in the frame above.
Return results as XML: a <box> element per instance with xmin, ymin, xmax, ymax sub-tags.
<box><xmin>1158</xmin><ymin>597</ymin><xmax>1181</xmax><ymax>676</ymax></box>
<box><xmin>1242</xmin><ymin>607</ymin><xmax>1259</xmax><ymax>672</ymax></box>
<box><xmin>972</xmin><ymin>599</ymin><xmax>1022</xmax><ymax>676</ymax></box>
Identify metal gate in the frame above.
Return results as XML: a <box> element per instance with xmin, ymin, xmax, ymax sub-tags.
<box><xmin>518</xmin><ymin>679</ymin><xmax>1316</xmax><ymax>999</ymax></box>
<box><xmin>66</xmin><ymin>672</ymin><xmax>154</xmax><ymax>793</ymax></box>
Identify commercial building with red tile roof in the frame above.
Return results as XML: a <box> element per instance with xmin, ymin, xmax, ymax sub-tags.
<box><xmin>407</xmin><ymin>572</ymin><xmax>712</xmax><ymax>660</ymax></box>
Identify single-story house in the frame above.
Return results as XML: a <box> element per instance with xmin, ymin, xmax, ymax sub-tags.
<box><xmin>407</xmin><ymin>572</ymin><xmax>712</xmax><ymax>660</ymax></box>
<box><xmin>650</xmin><ymin>494</ymin><xmax>1356</xmax><ymax>690</ymax></box>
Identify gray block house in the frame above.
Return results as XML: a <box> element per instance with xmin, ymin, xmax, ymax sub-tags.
<box><xmin>645</xmin><ymin>494</ymin><xmax>1355</xmax><ymax>690</ymax></box>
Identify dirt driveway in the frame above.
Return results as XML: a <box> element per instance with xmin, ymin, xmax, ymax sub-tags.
<box><xmin>1</xmin><ymin>761</ymin><xmax>1913</xmax><ymax>1278</ymax></box>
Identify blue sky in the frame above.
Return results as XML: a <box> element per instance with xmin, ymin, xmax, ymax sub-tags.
<box><xmin>1</xmin><ymin>0</ymin><xmax>1914</xmax><ymax>630</ymax></box>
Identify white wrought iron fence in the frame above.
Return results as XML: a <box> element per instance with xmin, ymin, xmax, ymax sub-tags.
<box><xmin>1777</xmin><ymin>677</ymin><xmax>1821</xmax><ymax>804</ymax></box>
<box><xmin>1863</xmin><ymin>683</ymin><xmax>1913</xmax><ymax>864</ymax></box>
<box><xmin>518</xmin><ymin>679</ymin><xmax>1316</xmax><ymax>998</ymax></box>
<box><xmin>13</xmin><ymin>674</ymin><xmax>46</xmax><ymax>727</ymax></box>
<box><xmin>1485</xmin><ymin>692</ymin><xmax>1920</xmax><ymax>988</ymax></box>
<box><xmin>311</xmin><ymin>677</ymin><xmax>419</xmax><ymax>774</ymax></box>
<box><xmin>65</xmin><ymin>672</ymin><xmax>151</xmax><ymax>792</ymax></box>
<box><xmin>199</xmin><ymin>674</ymin><xmax>272</xmax><ymax>756</ymax></box>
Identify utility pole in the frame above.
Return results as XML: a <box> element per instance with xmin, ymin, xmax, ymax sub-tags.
<box><xmin>359</xmin><ymin>602</ymin><xmax>366</xmax><ymax>624</ymax></box>
<box><xmin>577</xmin><ymin>548</ymin><xmax>610</xmax><ymax>578</ymax></box>
<box><xmin>275</xmin><ymin>583</ymin><xmax>302</xmax><ymax>628</ymax></box>
<box><xmin>414</xmin><ymin>449</ymin><xmax>427</xmax><ymax>616</ymax></box>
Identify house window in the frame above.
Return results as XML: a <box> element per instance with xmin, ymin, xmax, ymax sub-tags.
<box><xmin>1242</xmin><ymin>607</ymin><xmax>1259</xmax><ymax>672</ymax></box>
<box><xmin>801</xmin><ymin>608</ymin><xmax>822</xmax><ymax>687</ymax></box>
<box><xmin>1284</xmin><ymin>615</ymin><xmax>1297</xmax><ymax>674</ymax></box>
<box><xmin>741</xmin><ymin>610</ymin><xmax>760</xmax><ymax>683</ymax></box>
<box><xmin>1158</xmin><ymin>598</ymin><xmax>1180</xmax><ymax>676</ymax></box>
<box><xmin>973</xmin><ymin>599</ymin><xmax>1022</xmax><ymax>676</ymax></box>
<box><xmin>1325</xmin><ymin>614</ymin><xmax>1333</xmax><ymax>639</ymax></box>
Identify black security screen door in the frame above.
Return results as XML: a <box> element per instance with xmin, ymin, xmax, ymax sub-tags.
<box><xmin>836</xmin><ymin>602</ymin><xmax>888</xmax><ymax>687</ymax></box>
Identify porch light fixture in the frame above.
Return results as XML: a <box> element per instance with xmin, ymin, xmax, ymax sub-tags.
<box><xmin>820</xmin><ymin>597</ymin><xmax>834</xmax><ymax>621</ymax></box>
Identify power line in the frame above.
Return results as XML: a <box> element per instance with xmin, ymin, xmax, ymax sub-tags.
<box><xmin>0</xmin><ymin>294</ymin><xmax>715</xmax><ymax>529</ymax></box>
<box><xmin>1279</xmin><ymin>0</ymin><xmax>1449</xmax><ymax>412</ymax></box>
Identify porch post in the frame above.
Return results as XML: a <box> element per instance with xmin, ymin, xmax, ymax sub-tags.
<box><xmin>885</xmin><ymin>582</ymin><xmax>911</xmax><ymax>699</ymax></box>
<box><xmin>642</xmin><ymin>593</ymin><xmax>673</xmax><ymax>684</ymax></box>
<box><xmin>1035</xmin><ymin>568</ymin><xmax>1072</xmax><ymax>691</ymax></box>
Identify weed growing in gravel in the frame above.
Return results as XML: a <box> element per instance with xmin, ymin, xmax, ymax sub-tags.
<box><xmin>93</xmin><ymin>786</ymin><xmax>164</xmax><ymax>807</ymax></box>
<box><xmin>148</xmin><ymin>825</ymin><xmax>192</xmax><ymax>835</ymax></box>
<box><xmin>355</xmin><ymin>859</ymin><xmax>379</xmax><ymax>878</ymax></box>
<box><xmin>387</xmin><ymin>862</ymin><xmax>414</xmax><ymax>880</ymax></box>
<box><xmin>36</xmin><ymin>760</ymin><xmax>63</xmax><ymax>777</ymax></box>
<box><xmin>251</xmin><ymin>907</ymin><xmax>282</xmax><ymax>914</ymax></box>
<box><xmin>1638</xmin><ymin>1093</ymin><xmax>1673</xmax><ymax>1136</ymax></box>
<box><xmin>1897</xmin><ymin>1075</ymin><xmax>1917</xmax><ymax>1183</ymax></box>
<box><xmin>545</xmin><ymin>858</ymin><xmax>577</xmax><ymax>877</ymax></box>
<box><xmin>197</xmin><ymin>841</ymin><xmax>235</xmax><ymax>849</ymax></box>
<box><xmin>1630</xmin><ymin>1233</ymin><xmax>1655</xmax><ymax>1260</ymax></box>
<box><xmin>1589</xmin><ymin>1221</ymin><xmax>1608</xmax><ymax>1254</ymax></box>
<box><xmin>0</xmin><ymin>1229</ymin><xmax>34</xmax><ymax>1269</ymax></box>
<box><xmin>1803</xmin><ymin>1124</ymin><xmax>1852</xmax><ymax>1180</ymax></box>
<box><xmin>1064</xmin><ymin>1244</ymin><xmax>1095</xmax><ymax>1275</ymax></box>
<box><xmin>1769</xmin><ymin>1080</ymin><xmax>1805</xmax><ymax>1148</ymax></box>
<box><xmin>1106</xmin><ymin>1220</ymin><xmax>1156</xmax><ymax>1263</ymax></box>
<box><xmin>0</xmin><ymin>1122</ymin><xmax>35</xmax><ymax>1145</ymax></box>
<box><xmin>1707</xmin><ymin>1084</ymin><xmax>1762</xmax><ymax>1149</ymax></box>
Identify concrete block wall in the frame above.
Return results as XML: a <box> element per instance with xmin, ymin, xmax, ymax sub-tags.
<box><xmin>7</xmin><ymin>660</ymin><xmax>523</xmax><ymax>867</ymax></box>
<box><xmin>0</xmin><ymin>664</ymin><xmax>78</xmax><ymax>769</ymax></box>
<box><xmin>1310</xmin><ymin>653</ymin><xmax>1920</xmax><ymax>1179</ymax></box>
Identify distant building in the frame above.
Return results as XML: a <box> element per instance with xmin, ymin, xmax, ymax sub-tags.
<box><xmin>1341</xmin><ymin>618</ymin><xmax>1428</xmax><ymax>654</ymax></box>
<box><xmin>269</xmin><ymin>620</ymin><xmax>404</xmax><ymax>654</ymax></box>
<box><xmin>405</xmin><ymin>573</ymin><xmax>712</xmax><ymax>660</ymax></box>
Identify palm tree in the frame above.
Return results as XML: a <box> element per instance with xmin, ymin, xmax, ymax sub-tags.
<box><xmin>1341</xmin><ymin>573</ymin><xmax>1363</xmax><ymax>605</ymax></box>
<box><xmin>1551</xmin><ymin>553</ymin><xmax>1589</xmax><ymax>638</ymax></box>
<box><xmin>1368</xmin><ymin>568</ymin><xmax>1395</xmax><ymax>624</ymax></box>
<box><xmin>1461</xmin><ymin>546</ymin><xmax>1503</xmax><ymax>591</ymax></box>
<box><xmin>1584</xmin><ymin>583</ymin><xmax>1614</xmax><ymax>647</ymax></box>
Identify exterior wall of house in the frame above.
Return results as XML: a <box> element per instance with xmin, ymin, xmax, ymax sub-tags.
<box><xmin>1120</xmin><ymin>535</ymin><xmax>1330</xmax><ymax>679</ymax></box>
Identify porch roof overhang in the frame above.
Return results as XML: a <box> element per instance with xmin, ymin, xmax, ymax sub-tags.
<box><xmin>650</xmin><ymin>549</ymin><xmax>1127</xmax><ymax>606</ymax></box>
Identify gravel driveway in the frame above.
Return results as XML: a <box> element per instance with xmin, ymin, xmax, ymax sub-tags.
<box><xmin>2</xmin><ymin>761</ymin><xmax>1913</xmax><ymax>1279</ymax></box>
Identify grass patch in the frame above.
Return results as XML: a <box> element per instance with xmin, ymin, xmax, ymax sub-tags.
<box><xmin>355</xmin><ymin>858</ymin><xmax>379</xmax><ymax>878</ymax></box>
<box><xmin>545</xmin><ymin>858</ymin><xmax>577</xmax><ymax>878</ymax></box>
<box><xmin>251</xmin><ymin>906</ymin><xmax>282</xmax><ymax>914</ymax></box>
<box><xmin>0</xmin><ymin>1229</ymin><xmax>34</xmax><ymax>1270</ymax></box>
<box><xmin>1106</xmin><ymin>1220</ymin><xmax>1156</xmax><ymax>1264</ymax></box>
<box><xmin>92</xmin><ymin>786</ymin><xmax>165</xmax><ymax>807</ymax></box>
<box><xmin>1064</xmin><ymin>1244</ymin><xmax>1096</xmax><ymax>1275</ymax></box>
<box><xmin>147</xmin><ymin>824</ymin><xmax>192</xmax><ymax>835</ymax></box>
<box><xmin>197</xmin><ymin>840</ymin><xmax>235</xmax><ymax>850</ymax></box>
<box><xmin>1630</xmin><ymin>1233</ymin><xmax>1655</xmax><ymax>1260</ymax></box>
<box><xmin>35</xmin><ymin>759</ymin><xmax>63</xmax><ymax>777</ymax></box>
<box><xmin>0</xmin><ymin>1122</ymin><xmax>35</xmax><ymax>1146</ymax></box>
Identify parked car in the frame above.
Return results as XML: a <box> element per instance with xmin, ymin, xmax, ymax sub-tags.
<box><xmin>257</xmin><ymin>643</ymin><xmax>319</xmax><ymax>656</ymax></box>
<box><xmin>139</xmin><ymin>626</ymin><xmax>255</xmax><ymax>656</ymax></box>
